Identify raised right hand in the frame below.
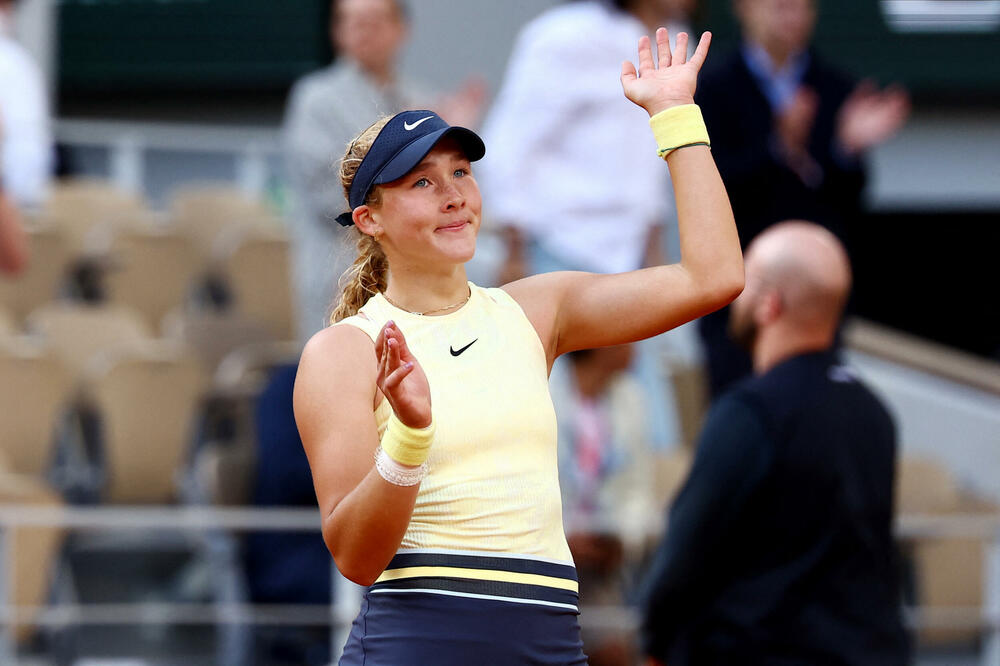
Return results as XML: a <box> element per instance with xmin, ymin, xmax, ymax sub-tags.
<box><xmin>375</xmin><ymin>321</ymin><xmax>432</xmax><ymax>428</ymax></box>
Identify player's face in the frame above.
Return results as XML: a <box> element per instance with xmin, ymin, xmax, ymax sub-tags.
<box><xmin>371</xmin><ymin>139</ymin><xmax>482</xmax><ymax>267</ymax></box>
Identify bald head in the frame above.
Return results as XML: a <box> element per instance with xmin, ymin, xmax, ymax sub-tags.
<box><xmin>729</xmin><ymin>221</ymin><xmax>851</xmax><ymax>360</ymax></box>
<box><xmin>747</xmin><ymin>221</ymin><xmax>851</xmax><ymax>326</ymax></box>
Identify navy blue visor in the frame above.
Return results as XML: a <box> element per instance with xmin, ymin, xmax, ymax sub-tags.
<box><xmin>336</xmin><ymin>110</ymin><xmax>486</xmax><ymax>227</ymax></box>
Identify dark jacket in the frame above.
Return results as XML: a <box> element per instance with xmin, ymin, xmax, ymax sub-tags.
<box><xmin>695</xmin><ymin>47</ymin><xmax>866</xmax><ymax>248</ymax></box>
<box><xmin>640</xmin><ymin>351</ymin><xmax>910</xmax><ymax>665</ymax></box>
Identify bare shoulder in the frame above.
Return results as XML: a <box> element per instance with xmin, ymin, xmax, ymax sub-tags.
<box><xmin>295</xmin><ymin>324</ymin><xmax>378</xmax><ymax>416</ymax></box>
<box><xmin>501</xmin><ymin>271</ymin><xmax>586</xmax><ymax>362</ymax></box>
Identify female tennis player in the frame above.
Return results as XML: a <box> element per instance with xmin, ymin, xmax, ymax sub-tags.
<box><xmin>295</xmin><ymin>28</ymin><xmax>742</xmax><ymax>664</ymax></box>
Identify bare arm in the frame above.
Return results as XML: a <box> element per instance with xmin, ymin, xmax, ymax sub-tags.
<box><xmin>294</xmin><ymin>320</ymin><xmax>431</xmax><ymax>585</ymax></box>
<box><xmin>504</xmin><ymin>30</ymin><xmax>743</xmax><ymax>363</ymax></box>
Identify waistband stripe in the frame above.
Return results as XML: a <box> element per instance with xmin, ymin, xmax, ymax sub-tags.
<box><xmin>376</xmin><ymin>566</ymin><xmax>578</xmax><ymax>592</ymax></box>
<box><xmin>369</xmin><ymin>587</ymin><xmax>579</xmax><ymax>612</ymax></box>
<box><xmin>371</xmin><ymin>575</ymin><xmax>579</xmax><ymax>608</ymax></box>
<box><xmin>384</xmin><ymin>552</ymin><xmax>577</xmax><ymax>582</ymax></box>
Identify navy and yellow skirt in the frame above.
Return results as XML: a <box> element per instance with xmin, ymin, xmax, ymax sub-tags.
<box><xmin>339</xmin><ymin>550</ymin><xmax>587</xmax><ymax>665</ymax></box>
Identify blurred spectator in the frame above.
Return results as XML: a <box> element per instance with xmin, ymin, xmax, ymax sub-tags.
<box><xmin>479</xmin><ymin>0</ymin><xmax>696</xmax><ymax>282</ymax></box>
<box><xmin>284</xmin><ymin>0</ymin><xmax>484</xmax><ymax>341</ymax></box>
<box><xmin>478</xmin><ymin>0</ymin><xmax>698</xmax><ymax>453</ymax></box>
<box><xmin>243</xmin><ymin>363</ymin><xmax>330</xmax><ymax>666</ymax></box>
<box><xmin>694</xmin><ymin>0</ymin><xmax>910</xmax><ymax>397</ymax></box>
<box><xmin>640</xmin><ymin>221</ymin><xmax>909</xmax><ymax>666</ymax></box>
<box><xmin>551</xmin><ymin>344</ymin><xmax>657</xmax><ymax>665</ymax></box>
<box><xmin>0</xmin><ymin>0</ymin><xmax>52</xmax><ymax>209</ymax></box>
<box><xmin>0</xmin><ymin>185</ymin><xmax>27</xmax><ymax>275</ymax></box>
<box><xmin>284</xmin><ymin>0</ymin><xmax>420</xmax><ymax>342</ymax></box>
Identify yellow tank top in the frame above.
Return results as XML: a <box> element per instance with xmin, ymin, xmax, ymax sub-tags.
<box><xmin>335</xmin><ymin>283</ymin><xmax>572</xmax><ymax>564</ymax></box>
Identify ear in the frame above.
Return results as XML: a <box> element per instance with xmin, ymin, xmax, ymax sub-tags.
<box><xmin>754</xmin><ymin>288</ymin><xmax>783</xmax><ymax>326</ymax></box>
<box><xmin>352</xmin><ymin>205</ymin><xmax>381</xmax><ymax>238</ymax></box>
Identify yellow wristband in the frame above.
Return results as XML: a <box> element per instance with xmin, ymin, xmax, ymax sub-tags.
<box><xmin>380</xmin><ymin>413</ymin><xmax>435</xmax><ymax>466</ymax></box>
<box><xmin>649</xmin><ymin>104</ymin><xmax>710</xmax><ymax>159</ymax></box>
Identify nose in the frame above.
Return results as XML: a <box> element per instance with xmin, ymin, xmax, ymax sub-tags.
<box><xmin>441</xmin><ymin>182</ymin><xmax>465</xmax><ymax>212</ymax></box>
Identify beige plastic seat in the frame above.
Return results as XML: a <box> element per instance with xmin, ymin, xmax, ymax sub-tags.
<box><xmin>665</xmin><ymin>357</ymin><xmax>709</xmax><ymax>451</ymax></box>
<box><xmin>895</xmin><ymin>456</ymin><xmax>961</xmax><ymax>514</ymax></box>
<box><xmin>41</xmin><ymin>178</ymin><xmax>150</xmax><ymax>255</ymax></box>
<box><xmin>214</xmin><ymin>228</ymin><xmax>295</xmax><ymax>340</ymax></box>
<box><xmin>0</xmin><ymin>225</ymin><xmax>73</xmax><ymax>323</ymax></box>
<box><xmin>168</xmin><ymin>184</ymin><xmax>279</xmax><ymax>255</ymax></box>
<box><xmin>26</xmin><ymin>302</ymin><xmax>152</xmax><ymax>374</ymax></box>
<box><xmin>0</xmin><ymin>306</ymin><xmax>14</xmax><ymax>337</ymax></box>
<box><xmin>192</xmin><ymin>340</ymin><xmax>303</xmax><ymax>506</ymax></box>
<box><xmin>0</xmin><ymin>470</ymin><xmax>66</xmax><ymax>644</ymax></box>
<box><xmin>103</xmin><ymin>229</ymin><xmax>205</xmax><ymax>330</ymax></box>
<box><xmin>162</xmin><ymin>307</ymin><xmax>275</xmax><ymax>373</ymax></box>
<box><xmin>894</xmin><ymin>456</ymin><xmax>990</xmax><ymax>645</ymax></box>
<box><xmin>0</xmin><ymin>343</ymin><xmax>75</xmax><ymax>476</ymax></box>
<box><xmin>83</xmin><ymin>343</ymin><xmax>206</xmax><ymax>503</ymax></box>
<box><xmin>652</xmin><ymin>449</ymin><xmax>692</xmax><ymax>511</ymax></box>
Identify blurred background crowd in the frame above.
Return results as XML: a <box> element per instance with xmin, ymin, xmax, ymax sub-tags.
<box><xmin>0</xmin><ymin>0</ymin><xmax>998</xmax><ymax>664</ymax></box>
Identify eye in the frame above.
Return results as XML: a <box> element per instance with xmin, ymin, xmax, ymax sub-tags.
<box><xmin>413</xmin><ymin>177</ymin><xmax>429</xmax><ymax>188</ymax></box>
<box><xmin>453</xmin><ymin>168</ymin><xmax>468</xmax><ymax>178</ymax></box>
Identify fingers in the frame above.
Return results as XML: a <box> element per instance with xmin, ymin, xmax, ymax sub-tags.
<box><xmin>672</xmin><ymin>31</ymin><xmax>688</xmax><ymax>66</ymax></box>
<box><xmin>374</xmin><ymin>322</ymin><xmax>389</xmax><ymax>358</ymax></box>
<box><xmin>621</xmin><ymin>59</ymin><xmax>637</xmax><ymax>86</ymax></box>
<box><xmin>389</xmin><ymin>325</ymin><xmax>414</xmax><ymax>363</ymax></box>
<box><xmin>382</xmin><ymin>359</ymin><xmax>414</xmax><ymax>392</ymax></box>
<box><xmin>636</xmin><ymin>35</ymin><xmax>654</xmax><ymax>74</ymax></box>
<box><xmin>688</xmin><ymin>31</ymin><xmax>712</xmax><ymax>70</ymax></box>
<box><xmin>656</xmin><ymin>27</ymin><xmax>671</xmax><ymax>69</ymax></box>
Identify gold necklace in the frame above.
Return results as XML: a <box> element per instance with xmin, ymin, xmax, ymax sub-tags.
<box><xmin>382</xmin><ymin>288</ymin><xmax>471</xmax><ymax>316</ymax></box>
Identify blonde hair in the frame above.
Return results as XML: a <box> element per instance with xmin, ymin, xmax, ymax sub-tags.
<box><xmin>330</xmin><ymin>117</ymin><xmax>392</xmax><ymax>323</ymax></box>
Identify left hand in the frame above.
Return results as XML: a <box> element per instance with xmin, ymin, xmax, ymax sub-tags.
<box><xmin>621</xmin><ymin>27</ymin><xmax>712</xmax><ymax>117</ymax></box>
<box><xmin>836</xmin><ymin>80</ymin><xmax>910</xmax><ymax>156</ymax></box>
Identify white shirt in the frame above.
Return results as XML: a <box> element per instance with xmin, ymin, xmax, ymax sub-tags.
<box><xmin>0</xmin><ymin>14</ymin><xmax>51</xmax><ymax>208</ymax></box>
<box><xmin>477</xmin><ymin>1</ymin><xmax>673</xmax><ymax>274</ymax></box>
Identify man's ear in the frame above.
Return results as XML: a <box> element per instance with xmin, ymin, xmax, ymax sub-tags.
<box><xmin>353</xmin><ymin>205</ymin><xmax>381</xmax><ymax>238</ymax></box>
<box><xmin>755</xmin><ymin>288</ymin><xmax>783</xmax><ymax>326</ymax></box>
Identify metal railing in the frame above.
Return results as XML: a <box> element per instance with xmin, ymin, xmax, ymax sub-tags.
<box><xmin>0</xmin><ymin>506</ymin><xmax>995</xmax><ymax>665</ymax></box>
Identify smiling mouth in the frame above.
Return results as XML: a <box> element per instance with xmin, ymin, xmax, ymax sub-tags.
<box><xmin>436</xmin><ymin>221</ymin><xmax>469</xmax><ymax>232</ymax></box>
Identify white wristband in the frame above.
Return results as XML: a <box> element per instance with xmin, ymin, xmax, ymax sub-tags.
<box><xmin>374</xmin><ymin>447</ymin><xmax>428</xmax><ymax>486</ymax></box>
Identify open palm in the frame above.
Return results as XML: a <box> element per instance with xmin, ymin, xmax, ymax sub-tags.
<box><xmin>375</xmin><ymin>321</ymin><xmax>432</xmax><ymax>429</ymax></box>
<box><xmin>621</xmin><ymin>28</ymin><xmax>712</xmax><ymax>117</ymax></box>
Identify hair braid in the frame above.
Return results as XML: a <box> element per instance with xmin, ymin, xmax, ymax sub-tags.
<box><xmin>329</xmin><ymin>116</ymin><xmax>392</xmax><ymax>323</ymax></box>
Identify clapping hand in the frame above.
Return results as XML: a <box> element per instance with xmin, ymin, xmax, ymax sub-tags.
<box><xmin>375</xmin><ymin>321</ymin><xmax>432</xmax><ymax>429</ymax></box>
<box><xmin>621</xmin><ymin>27</ymin><xmax>712</xmax><ymax>117</ymax></box>
<box><xmin>837</xmin><ymin>80</ymin><xmax>911</xmax><ymax>156</ymax></box>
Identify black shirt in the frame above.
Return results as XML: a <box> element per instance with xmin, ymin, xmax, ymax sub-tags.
<box><xmin>640</xmin><ymin>351</ymin><xmax>909</xmax><ymax>665</ymax></box>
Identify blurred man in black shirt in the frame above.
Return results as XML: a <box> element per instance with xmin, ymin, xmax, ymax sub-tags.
<box><xmin>640</xmin><ymin>221</ymin><xmax>909</xmax><ymax>666</ymax></box>
<box><xmin>694</xmin><ymin>0</ymin><xmax>910</xmax><ymax>397</ymax></box>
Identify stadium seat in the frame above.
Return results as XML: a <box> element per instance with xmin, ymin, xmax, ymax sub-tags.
<box><xmin>102</xmin><ymin>228</ymin><xmax>205</xmax><ymax>330</ymax></box>
<box><xmin>895</xmin><ymin>456</ymin><xmax>961</xmax><ymax>514</ymax></box>
<box><xmin>168</xmin><ymin>184</ymin><xmax>279</xmax><ymax>256</ymax></box>
<box><xmin>895</xmin><ymin>456</ymin><xmax>994</xmax><ymax>646</ymax></box>
<box><xmin>0</xmin><ymin>343</ymin><xmax>75</xmax><ymax>477</ymax></box>
<box><xmin>212</xmin><ymin>228</ymin><xmax>295</xmax><ymax>340</ymax></box>
<box><xmin>665</xmin><ymin>357</ymin><xmax>709</xmax><ymax>451</ymax></box>
<box><xmin>26</xmin><ymin>302</ymin><xmax>152</xmax><ymax>374</ymax></box>
<box><xmin>0</xmin><ymin>470</ymin><xmax>66</xmax><ymax>644</ymax></box>
<box><xmin>40</xmin><ymin>178</ymin><xmax>151</xmax><ymax>256</ymax></box>
<box><xmin>161</xmin><ymin>307</ymin><xmax>275</xmax><ymax>374</ymax></box>
<box><xmin>0</xmin><ymin>225</ymin><xmax>73</xmax><ymax>323</ymax></box>
<box><xmin>0</xmin><ymin>306</ymin><xmax>14</xmax><ymax>337</ymax></box>
<box><xmin>81</xmin><ymin>342</ymin><xmax>206</xmax><ymax>503</ymax></box>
